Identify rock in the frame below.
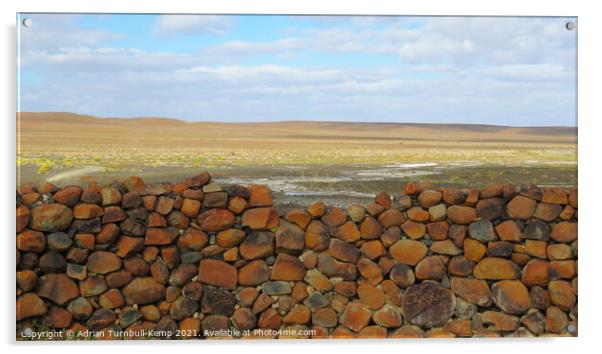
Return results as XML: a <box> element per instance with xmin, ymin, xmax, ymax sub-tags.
<box><xmin>242</xmin><ymin>207</ymin><xmax>279</xmax><ymax>230</ymax></box>
<box><xmin>17</xmin><ymin>229</ymin><xmax>46</xmax><ymax>253</ymax></box>
<box><xmin>401</xmin><ymin>220</ymin><xmax>426</xmax><ymax>240</ymax></box>
<box><xmin>216</xmin><ymin>228</ymin><xmax>246</xmax><ymax>248</ymax></box>
<box><xmin>347</xmin><ymin>204</ymin><xmax>366</xmax><ymax>223</ymax></box>
<box><xmin>201</xmin><ymin>287</ymin><xmax>236</xmax><ymax>316</ymax></box>
<box><xmin>232</xmin><ymin>307</ymin><xmax>257</xmax><ymax>330</ymax></box>
<box><xmin>98</xmin><ymin>288</ymin><xmax>125</xmax><ymax>309</ymax></box>
<box><xmin>450</xmin><ymin>277</ymin><xmax>492</xmax><ymax>306</ymax></box>
<box><xmin>144</xmin><ymin>227</ymin><xmax>179</xmax><ymax>245</ymax></box>
<box><xmin>239</xmin><ymin>231</ymin><xmax>275</xmax><ymax>260</ymax></box>
<box><xmin>340</xmin><ymin>302</ymin><xmax>372</xmax><ymax>333</ymax></box>
<box><xmin>481</xmin><ymin>311</ymin><xmax>519</xmax><ymax>331</ymax></box>
<box><xmin>37</xmin><ymin>273</ymin><xmax>79</xmax><ymax>305</ymax></box>
<box><xmin>373</xmin><ymin>304</ymin><xmax>402</xmax><ymax>328</ymax></box>
<box><xmin>248</xmin><ymin>184</ymin><xmax>273</xmax><ymax>207</ymax></box>
<box><xmin>239</xmin><ymin>260</ymin><xmax>270</xmax><ymax>286</ymax></box>
<box><xmin>463</xmin><ymin>238</ymin><xmax>487</xmax><ymax>262</ymax></box>
<box><xmin>16</xmin><ymin>293</ymin><xmax>47</xmax><ymax>320</ymax></box>
<box><xmin>506</xmin><ymin>196</ymin><xmax>537</xmax><ymax>219</ymax></box>
<box><xmin>322</xmin><ymin>207</ymin><xmax>348</xmax><ymax>227</ymax></box>
<box><xmin>283</xmin><ymin>304</ymin><xmax>311</xmax><ymax>324</ymax></box>
<box><xmin>550</xmin><ymin>222</ymin><xmax>577</xmax><ymax>243</ymax></box>
<box><xmin>357</xmin><ymin>258</ymin><xmax>383</xmax><ymax>285</ymax></box>
<box><xmin>170</xmin><ymin>296</ymin><xmax>199</xmax><ymax>320</ymax></box>
<box><xmin>546</xmin><ymin>306</ymin><xmax>568</xmax><ymax>333</ymax></box>
<box><xmin>17</xmin><ymin>270</ymin><xmax>38</xmax><ymax>292</ymax></box>
<box><xmin>39</xmin><ymin>251</ymin><xmax>66</xmax><ymax>273</ymax></box>
<box><xmin>101</xmin><ymin>187</ymin><xmax>121</xmax><ymax>206</ymax></box>
<box><xmin>197</xmin><ymin>208</ymin><xmax>235</xmax><ymax>232</ymax></box>
<box><xmin>73</xmin><ymin>203</ymin><xmax>104</xmax><ymax>219</ymax></box>
<box><xmin>66</xmin><ymin>263</ymin><xmax>87</xmax><ymax>280</ymax></box>
<box><xmin>548</xmin><ymin>280</ymin><xmax>576</xmax><ymax>311</ymax></box>
<box><xmin>284</xmin><ymin>208</ymin><xmax>312</xmax><ymax>229</ymax></box>
<box><xmin>357</xmin><ymin>282</ymin><xmax>385</xmax><ymax>309</ymax></box>
<box><xmin>534</xmin><ymin>203</ymin><xmax>562</xmax><ymax>222</ymax></box>
<box><xmin>312</xmin><ymin>308</ymin><xmax>338</xmax><ymax>328</ymax></box>
<box><xmin>418</xmin><ymin>190</ymin><xmax>442</xmax><ymax>208</ymax></box>
<box><xmin>84</xmin><ymin>251</ymin><xmax>121</xmax><ymax>275</ymax></box>
<box><xmin>401</xmin><ymin>282</ymin><xmax>455</xmax><ymax>328</ymax></box>
<box><xmin>522</xmin><ymin>219</ymin><xmax>550</xmax><ymax>241</ymax></box>
<box><xmin>487</xmin><ymin>241</ymin><xmax>513</xmax><ymax>258</ymax></box>
<box><xmin>67</xmin><ymin>297</ymin><xmax>93</xmax><ymax>321</ymax></box>
<box><xmin>119</xmin><ymin>307</ymin><xmax>142</xmax><ymax>328</ymax></box>
<box><xmin>332</xmin><ymin>221</ymin><xmax>361</xmax><ymax>242</ymax></box>
<box><xmin>262</xmin><ymin>281</ymin><xmax>292</xmax><ymax>295</ymax></box>
<box><xmin>198</xmin><ymin>259</ymin><xmax>237</xmax><ymax>289</ymax></box>
<box><xmin>415</xmin><ymin>256</ymin><xmax>446</xmax><ymax>280</ymax></box>
<box><xmin>327</xmin><ymin>238</ymin><xmax>360</xmax><ymax>263</ymax></box>
<box><xmin>305</xmin><ymin>220</ymin><xmax>330</xmax><ymax>251</ymax></box>
<box><xmin>521</xmin><ymin>259</ymin><xmax>549</xmax><ymax>287</ymax></box>
<box><xmin>428</xmin><ymin>203</ymin><xmax>447</xmax><ymax>222</ymax></box>
<box><xmin>123</xmin><ymin>277</ymin><xmax>165</xmax><ymax>305</ymax></box>
<box><xmin>521</xmin><ymin>309</ymin><xmax>545</xmax><ymax>335</ymax></box>
<box><xmin>203</xmin><ymin>192</ymin><xmax>228</xmax><ymax>208</ymax></box>
<box><xmin>542</xmin><ymin>187</ymin><xmax>568</xmax><ymax>205</ymax></box>
<box><xmin>495</xmin><ymin>220</ymin><xmax>522</xmax><ymax>242</ymax></box>
<box><xmin>360</xmin><ymin>240</ymin><xmax>385</xmax><ymax>260</ymax></box>
<box><xmin>87</xmin><ymin>308</ymin><xmax>116</xmax><ymax>331</ymax></box>
<box><xmin>378</xmin><ymin>208</ymin><xmax>405</xmax><ymax>227</ymax></box>
<box><xmin>275</xmin><ymin>220</ymin><xmax>305</xmax><ymax>254</ymax></box>
<box><xmin>548</xmin><ymin>243</ymin><xmax>573</xmax><ymax>261</ymax></box>
<box><xmin>16</xmin><ymin>205</ymin><xmax>30</xmax><ymax>233</ymax></box>
<box><xmin>115</xmin><ymin>236</ymin><xmax>144</xmax><ymax>258</ymax></box>
<box><xmin>473</xmin><ymin>257</ymin><xmax>521</xmax><ymax>280</ymax></box>
<box><xmin>389</xmin><ymin>263</ymin><xmax>415</xmax><ymax>288</ymax></box>
<box><xmin>427</xmin><ymin>221</ymin><xmax>449</xmax><ymax>241</ymax></box>
<box><xmin>46</xmin><ymin>306</ymin><xmax>73</xmax><ymax>328</ymax></box>
<box><xmin>359</xmin><ymin>216</ymin><xmax>383</xmax><ymax>240</ymax></box>
<box><xmin>447</xmin><ymin>206</ymin><xmax>477</xmax><ymax>224</ymax></box>
<box><xmin>169</xmin><ymin>263</ymin><xmax>198</xmax><ymax>287</ymax></box>
<box><xmin>475</xmin><ymin>198</ymin><xmax>505</xmax><ymax>220</ymax></box>
<box><xmin>79</xmin><ymin>275</ymin><xmax>108</xmax><ymax>297</ymax></box>
<box><xmin>442</xmin><ymin>188</ymin><xmax>466</xmax><ymax>205</ymax></box>
<box><xmin>121</xmin><ymin>191</ymin><xmax>143</xmax><ymax>209</ymax></box>
<box><xmin>468</xmin><ymin>219</ymin><xmax>497</xmax><ymax>242</ymax></box>
<box><xmin>389</xmin><ymin>239</ymin><xmax>427</xmax><ymax>266</ymax></box>
<box><xmin>29</xmin><ymin>203</ymin><xmax>73</xmax><ymax>232</ymax></box>
<box><xmin>304</xmin><ymin>268</ymin><xmax>333</xmax><ymax>292</ymax></box>
<box><xmin>491</xmin><ymin>280</ymin><xmax>532</xmax><ymax>315</ymax></box>
<box><xmin>307</xmin><ymin>201</ymin><xmax>326</xmax><ymax>217</ymax></box>
<box><xmin>47</xmin><ymin>232</ymin><xmax>72</xmax><ymax>252</ymax></box>
<box><xmin>431</xmin><ymin>239</ymin><xmax>462</xmax><ymax>256</ymax></box>
<box><xmin>271</xmin><ymin>253</ymin><xmax>306</xmax><ymax>281</ymax></box>
<box><xmin>53</xmin><ymin>186</ymin><xmax>82</xmax><ymax>207</ymax></box>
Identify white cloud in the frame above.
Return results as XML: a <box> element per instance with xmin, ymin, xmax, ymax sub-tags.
<box><xmin>154</xmin><ymin>15</ymin><xmax>233</xmax><ymax>36</ymax></box>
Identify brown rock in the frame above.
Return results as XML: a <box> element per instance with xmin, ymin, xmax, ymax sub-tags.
<box><xmin>418</xmin><ymin>190</ymin><xmax>442</xmax><ymax>208</ymax></box>
<box><xmin>427</xmin><ymin>221</ymin><xmax>449</xmax><ymax>241</ymax></box>
<box><xmin>144</xmin><ymin>227</ymin><xmax>179</xmax><ymax>245</ymax></box>
<box><xmin>73</xmin><ymin>203</ymin><xmax>104</xmax><ymax>219</ymax></box>
<box><xmin>378</xmin><ymin>208</ymin><xmax>405</xmax><ymax>227</ymax></box>
<box><xmin>401</xmin><ymin>282</ymin><xmax>454</xmax><ymax>328</ymax></box>
<box><xmin>29</xmin><ymin>203</ymin><xmax>73</xmax><ymax>232</ymax></box>
<box><xmin>305</xmin><ymin>220</ymin><xmax>329</xmax><ymax>251</ymax></box>
<box><xmin>17</xmin><ymin>229</ymin><xmax>46</xmax><ymax>253</ymax></box>
<box><xmin>548</xmin><ymin>280</ymin><xmax>576</xmax><ymax>311</ymax></box>
<box><xmin>17</xmin><ymin>270</ymin><xmax>38</xmax><ymax>292</ymax></box>
<box><xmin>542</xmin><ymin>187</ymin><xmax>568</xmax><ymax>205</ymax></box>
<box><xmin>177</xmin><ymin>227</ymin><xmax>209</xmax><ymax>250</ymax></box>
<box><xmin>389</xmin><ymin>239</ymin><xmax>427</xmax><ymax>266</ymax></box>
<box><xmin>447</xmin><ymin>206</ymin><xmax>477</xmax><ymax>224</ymax></box>
<box><xmin>86</xmin><ymin>251</ymin><xmax>122</xmax><ymax>274</ymax></box>
<box><xmin>239</xmin><ymin>231</ymin><xmax>275</xmax><ymax>260</ymax></box>
<box><xmin>241</xmin><ymin>207</ymin><xmax>279</xmax><ymax>230</ymax></box>
<box><xmin>431</xmin><ymin>239</ymin><xmax>462</xmax><ymax>256</ymax></box>
<box><xmin>198</xmin><ymin>259</ymin><xmax>237</xmax><ymax>289</ymax></box>
<box><xmin>476</xmin><ymin>198</ymin><xmax>505</xmax><ymax>220</ymax></box>
<box><xmin>401</xmin><ymin>220</ymin><xmax>426</xmax><ymax>240</ymax></box>
<box><xmin>473</xmin><ymin>257</ymin><xmax>520</xmax><ymax>280</ymax></box>
<box><xmin>228</xmin><ymin>196</ymin><xmax>248</xmax><ymax>214</ymax></box>
<box><xmin>249</xmin><ymin>184</ymin><xmax>273</xmax><ymax>207</ymax></box>
<box><xmin>275</xmin><ymin>220</ymin><xmax>305</xmax><ymax>254</ymax></box>
<box><xmin>546</xmin><ymin>306</ymin><xmax>568</xmax><ymax>333</ymax></box>
<box><xmin>550</xmin><ymin>222</ymin><xmax>577</xmax><ymax>243</ymax></box>
<box><xmin>98</xmin><ymin>288</ymin><xmax>125</xmax><ymax>309</ymax></box>
<box><xmin>360</xmin><ymin>240</ymin><xmax>385</xmax><ymax>260</ymax></box>
<box><xmin>180</xmin><ymin>198</ymin><xmax>201</xmax><ymax>218</ymax></box>
<box><xmin>415</xmin><ymin>256</ymin><xmax>446</xmax><ymax>280</ymax></box>
<box><xmin>271</xmin><ymin>253</ymin><xmax>306</xmax><ymax>281</ymax></box>
<box><xmin>450</xmin><ymin>277</ymin><xmax>492</xmax><ymax>306</ymax></box>
<box><xmin>216</xmin><ymin>228</ymin><xmax>246</xmax><ymax>248</ymax></box>
<box><xmin>482</xmin><ymin>311</ymin><xmax>519</xmax><ymax>331</ymax></box>
<box><xmin>521</xmin><ymin>259</ymin><xmax>549</xmax><ymax>287</ymax></box>
<box><xmin>389</xmin><ymin>263</ymin><xmax>415</xmax><ymax>288</ymax></box>
<box><xmin>197</xmin><ymin>208</ymin><xmax>235</xmax><ymax>232</ymax></box>
<box><xmin>239</xmin><ymin>260</ymin><xmax>270</xmax><ymax>286</ymax></box>
<box><xmin>231</xmin><ymin>307</ymin><xmax>257</xmax><ymax>330</ymax></box>
<box><xmin>203</xmin><ymin>192</ymin><xmax>228</xmax><ymax>208</ymax></box>
<box><xmin>530</xmin><ymin>286</ymin><xmax>551</xmax><ymax>310</ymax></box>
<box><xmin>322</xmin><ymin>207</ymin><xmax>348</xmax><ymax>227</ymax></box>
<box><xmin>16</xmin><ymin>205</ymin><xmax>30</xmax><ymax>233</ymax></box>
<box><xmin>16</xmin><ymin>293</ymin><xmax>47</xmax><ymax>320</ymax></box>
<box><xmin>463</xmin><ymin>238</ymin><xmax>486</xmax><ymax>262</ymax></box>
<box><xmin>284</xmin><ymin>209</ymin><xmax>312</xmax><ymax>229</ymax></box>
<box><xmin>283</xmin><ymin>304</ymin><xmax>311</xmax><ymax>324</ymax></box>
<box><xmin>495</xmin><ymin>220</ymin><xmax>522</xmax><ymax>242</ymax></box>
<box><xmin>534</xmin><ymin>203</ymin><xmax>562</xmax><ymax>222</ymax></box>
<box><xmin>340</xmin><ymin>302</ymin><xmax>371</xmax><ymax>333</ymax></box>
<box><xmin>372</xmin><ymin>304</ymin><xmax>402</xmax><ymax>328</ymax></box>
<box><xmin>123</xmin><ymin>277</ymin><xmax>165</xmax><ymax>305</ymax></box>
<box><xmin>37</xmin><ymin>273</ymin><xmax>79</xmax><ymax>305</ymax></box>
<box><xmin>547</xmin><ymin>243</ymin><xmax>573</xmax><ymax>261</ymax></box>
<box><xmin>307</xmin><ymin>201</ymin><xmax>326</xmax><ymax>217</ymax></box>
<box><xmin>491</xmin><ymin>280</ymin><xmax>532</xmax><ymax>315</ymax></box>
<box><xmin>53</xmin><ymin>186</ymin><xmax>82</xmax><ymax>207</ymax></box>
<box><xmin>359</xmin><ymin>216</ymin><xmax>382</xmax><ymax>240</ymax></box>
<box><xmin>46</xmin><ymin>306</ymin><xmax>73</xmax><ymax>328</ymax></box>
<box><xmin>506</xmin><ymin>195</ymin><xmax>537</xmax><ymax>219</ymax></box>
<box><xmin>327</xmin><ymin>238</ymin><xmax>360</xmax><ymax>263</ymax></box>
<box><xmin>357</xmin><ymin>258</ymin><xmax>383</xmax><ymax>285</ymax></box>
<box><xmin>304</xmin><ymin>269</ymin><xmax>333</xmax><ymax>292</ymax></box>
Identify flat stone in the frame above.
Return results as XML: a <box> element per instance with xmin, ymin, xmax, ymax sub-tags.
<box><xmin>491</xmin><ymin>280</ymin><xmax>532</xmax><ymax>315</ymax></box>
<box><xmin>201</xmin><ymin>287</ymin><xmax>236</xmax><ymax>316</ymax></box>
<box><xmin>271</xmin><ymin>253</ymin><xmax>306</xmax><ymax>281</ymax></box>
<box><xmin>389</xmin><ymin>239</ymin><xmax>427</xmax><ymax>266</ymax></box>
<box><xmin>262</xmin><ymin>281</ymin><xmax>292</xmax><ymax>295</ymax></box>
<box><xmin>37</xmin><ymin>273</ymin><xmax>79</xmax><ymax>305</ymax></box>
<box><xmin>522</xmin><ymin>219</ymin><xmax>550</xmax><ymax>241</ymax></box>
<box><xmin>239</xmin><ymin>231</ymin><xmax>275</xmax><ymax>260</ymax></box>
<box><xmin>123</xmin><ymin>277</ymin><xmax>165</xmax><ymax>305</ymax></box>
<box><xmin>86</xmin><ymin>251</ymin><xmax>122</xmax><ymax>274</ymax></box>
<box><xmin>468</xmin><ymin>219</ymin><xmax>497</xmax><ymax>242</ymax></box>
<box><xmin>238</xmin><ymin>260</ymin><xmax>270</xmax><ymax>286</ymax></box>
<box><xmin>473</xmin><ymin>257</ymin><xmax>521</xmax><ymax>280</ymax></box>
<box><xmin>30</xmin><ymin>203</ymin><xmax>73</xmax><ymax>232</ymax></box>
<box><xmin>16</xmin><ymin>293</ymin><xmax>47</xmax><ymax>320</ymax></box>
<box><xmin>340</xmin><ymin>302</ymin><xmax>371</xmax><ymax>333</ymax></box>
<box><xmin>198</xmin><ymin>259</ymin><xmax>237</xmax><ymax>289</ymax></box>
<box><xmin>450</xmin><ymin>277</ymin><xmax>492</xmax><ymax>306</ymax></box>
<box><xmin>401</xmin><ymin>282</ymin><xmax>455</xmax><ymax>328</ymax></box>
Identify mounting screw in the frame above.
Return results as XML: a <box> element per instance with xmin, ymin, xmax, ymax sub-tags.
<box><xmin>565</xmin><ymin>21</ymin><xmax>575</xmax><ymax>31</ymax></box>
<box><xmin>22</xmin><ymin>18</ymin><xmax>32</xmax><ymax>27</ymax></box>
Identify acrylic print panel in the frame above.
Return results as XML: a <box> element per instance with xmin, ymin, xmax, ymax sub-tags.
<box><xmin>16</xmin><ymin>14</ymin><xmax>577</xmax><ymax>340</ymax></box>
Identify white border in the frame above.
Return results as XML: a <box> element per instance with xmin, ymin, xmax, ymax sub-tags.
<box><xmin>2</xmin><ymin>1</ymin><xmax>600</xmax><ymax>353</ymax></box>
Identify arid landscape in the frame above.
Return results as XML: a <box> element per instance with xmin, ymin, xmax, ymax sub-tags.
<box><xmin>17</xmin><ymin>112</ymin><xmax>577</xmax><ymax>208</ymax></box>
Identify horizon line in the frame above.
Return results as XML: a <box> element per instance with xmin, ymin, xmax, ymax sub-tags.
<box><xmin>17</xmin><ymin>111</ymin><xmax>578</xmax><ymax>129</ymax></box>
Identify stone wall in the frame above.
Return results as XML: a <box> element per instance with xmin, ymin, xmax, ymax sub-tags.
<box><xmin>16</xmin><ymin>172</ymin><xmax>578</xmax><ymax>340</ymax></box>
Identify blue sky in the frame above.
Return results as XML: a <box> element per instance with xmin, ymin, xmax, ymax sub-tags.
<box><xmin>17</xmin><ymin>14</ymin><xmax>577</xmax><ymax>126</ymax></box>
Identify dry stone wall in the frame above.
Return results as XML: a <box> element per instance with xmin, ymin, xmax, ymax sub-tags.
<box><xmin>16</xmin><ymin>172</ymin><xmax>578</xmax><ymax>339</ymax></box>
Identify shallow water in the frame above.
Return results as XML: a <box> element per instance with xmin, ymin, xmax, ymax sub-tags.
<box><xmin>18</xmin><ymin>161</ymin><xmax>577</xmax><ymax>209</ymax></box>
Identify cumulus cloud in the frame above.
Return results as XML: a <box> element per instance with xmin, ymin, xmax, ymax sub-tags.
<box><xmin>154</xmin><ymin>15</ymin><xmax>233</xmax><ymax>36</ymax></box>
<box><xmin>18</xmin><ymin>15</ymin><xmax>577</xmax><ymax>126</ymax></box>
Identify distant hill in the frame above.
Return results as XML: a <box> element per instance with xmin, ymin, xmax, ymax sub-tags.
<box><xmin>17</xmin><ymin>111</ymin><xmax>577</xmax><ymax>144</ymax></box>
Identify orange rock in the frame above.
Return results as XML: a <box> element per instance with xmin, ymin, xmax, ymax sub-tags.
<box><xmin>242</xmin><ymin>207</ymin><xmax>279</xmax><ymax>230</ymax></box>
<box><xmin>307</xmin><ymin>201</ymin><xmax>326</xmax><ymax>217</ymax></box>
<box><xmin>448</xmin><ymin>255</ymin><xmax>475</xmax><ymax>276</ymax></box>
<box><xmin>442</xmin><ymin>188</ymin><xmax>466</xmax><ymax>205</ymax></box>
<box><xmin>521</xmin><ymin>259</ymin><xmax>549</xmax><ymax>287</ymax></box>
<box><xmin>401</xmin><ymin>220</ymin><xmax>426</xmax><ymax>240</ymax></box>
<box><xmin>249</xmin><ymin>184</ymin><xmax>273</xmax><ymax>207</ymax></box>
<box><xmin>495</xmin><ymin>220</ymin><xmax>522</xmax><ymax>242</ymax></box>
<box><xmin>473</xmin><ymin>257</ymin><xmax>520</xmax><ymax>280</ymax></box>
<box><xmin>389</xmin><ymin>239</ymin><xmax>427</xmax><ymax>266</ymax></box>
<box><xmin>271</xmin><ymin>253</ymin><xmax>306</xmax><ymax>281</ymax></box>
<box><xmin>198</xmin><ymin>259</ymin><xmax>237</xmax><ymax>289</ymax></box>
<box><xmin>415</xmin><ymin>256</ymin><xmax>445</xmax><ymax>280</ymax></box>
<box><xmin>285</xmin><ymin>209</ymin><xmax>312</xmax><ymax>229</ymax></box>
<box><xmin>197</xmin><ymin>208</ymin><xmax>235</xmax><ymax>232</ymax></box>
<box><xmin>431</xmin><ymin>239</ymin><xmax>462</xmax><ymax>256</ymax></box>
<box><xmin>340</xmin><ymin>301</ymin><xmax>371</xmax><ymax>332</ymax></box>
<box><xmin>374</xmin><ymin>191</ymin><xmax>392</xmax><ymax>209</ymax></box>
<box><xmin>227</xmin><ymin>196</ymin><xmax>248</xmax><ymax>215</ymax></box>
<box><xmin>73</xmin><ymin>203</ymin><xmax>104</xmax><ymax>219</ymax></box>
<box><xmin>331</xmin><ymin>221</ymin><xmax>361</xmax><ymax>242</ymax></box>
<box><xmin>542</xmin><ymin>187</ymin><xmax>568</xmax><ymax>205</ymax></box>
<box><xmin>481</xmin><ymin>311</ymin><xmax>519</xmax><ymax>331</ymax></box>
<box><xmin>283</xmin><ymin>304</ymin><xmax>311</xmax><ymax>324</ymax></box>
<box><xmin>305</xmin><ymin>220</ymin><xmax>329</xmax><ymax>251</ymax></box>
<box><xmin>239</xmin><ymin>231</ymin><xmax>275</xmax><ymax>260</ymax></box>
<box><xmin>16</xmin><ymin>205</ymin><xmax>30</xmax><ymax>233</ymax></box>
<box><xmin>506</xmin><ymin>195</ymin><xmax>537</xmax><ymax>219</ymax></box>
<box><xmin>418</xmin><ymin>190</ymin><xmax>442</xmax><ymax>208</ymax></box>
<box><xmin>115</xmin><ymin>236</ymin><xmax>144</xmax><ymax>258</ymax></box>
<box><xmin>427</xmin><ymin>221</ymin><xmax>449</xmax><ymax>240</ymax></box>
<box><xmin>463</xmin><ymin>238</ymin><xmax>487</xmax><ymax>262</ymax></box>
<box><xmin>357</xmin><ymin>258</ymin><xmax>383</xmax><ymax>285</ymax></box>
<box><xmin>177</xmin><ymin>227</ymin><xmax>209</xmax><ymax>250</ymax></box>
<box><xmin>550</xmin><ymin>222</ymin><xmax>577</xmax><ymax>243</ymax></box>
<box><xmin>357</xmin><ymin>326</ymin><xmax>387</xmax><ymax>338</ymax></box>
<box><xmin>525</xmin><ymin>239</ymin><xmax>547</xmax><ymax>259</ymax></box>
<box><xmin>216</xmin><ymin>228</ymin><xmax>246</xmax><ymax>248</ymax></box>
<box><xmin>359</xmin><ymin>216</ymin><xmax>383</xmax><ymax>240</ymax></box>
<box><xmin>547</xmin><ymin>243</ymin><xmax>573</xmax><ymax>260</ymax></box>
<box><xmin>360</xmin><ymin>240</ymin><xmax>385</xmax><ymax>260</ymax></box>
<box><xmin>491</xmin><ymin>280</ymin><xmax>532</xmax><ymax>315</ymax></box>
<box><xmin>548</xmin><ymin>280</ymin><xmax>575</xmax><ymax>311</ymax></box>
<box><xmin>546</xmin><ymin>306</ymin><xmax>568</xmax><ymax>333</ymax></box>
<box><xmin>16</xmin><ymin>229</ymin><xmax>45</xmax><ymax>253</ymax></box>
<box><xmin>451</xmin><ymin>276</ymin><xmax>492</xmax><ymax>307</ymax></box>
<box><xmin>16</xmin><ymin>293</ymin><xmax>47</xmax><ymax>320</ymax></box>
<box><xmin>390</xmin><ymin>325</ymin><xmax>425</xmax><ymax>338</ymax></box>
<box><xmin>238</xmin><ymin>260</ymin><xmax>270</xmax><ymax>286</ymax></box>
<box><xmin>405</xmin><ymin>206</ymin><xmax>430</xmax><ymax>223</ymax></box>
<box><xmin>447</xmin><ymin>205</ymin><xmax>477</xmax><ymax>224</ymax></box>
<box><xmin>444</xmin><ymin>319</ymin><xmax>473</xmax><ymax>337</ymax></box>
<box><xmin>549</xmin><ymin>260</ymin><xmax>577</xmax><ymax>280</ymax></box>
<box><xmin>29</xmin><ymin>203</ymin><xmax>74</xmax><ymax>232</ymax></box>
<box><xmin>53</xmin><ymin>186</ymin><xmax>82</xmax><ymax>207</ymax></box>
<box><xmin>534</xmin><ymin>203</ymin><xmax>562</xmax><ymax>222</ymax></box>
<box><xmin>180</xmin><ymin>198</ymin><xmax>201</xmax><ymax>218</ymax></box>
<box><xmin>86</xmin><ymin>251</ymin><xmax>122</xmax><ymax>274</ymax></box>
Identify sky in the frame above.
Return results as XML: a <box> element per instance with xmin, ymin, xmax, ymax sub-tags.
<box><xmin>17</xmin><ymin>14</ymin><xmax>577</xmax><ymax>126</ymax></box>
